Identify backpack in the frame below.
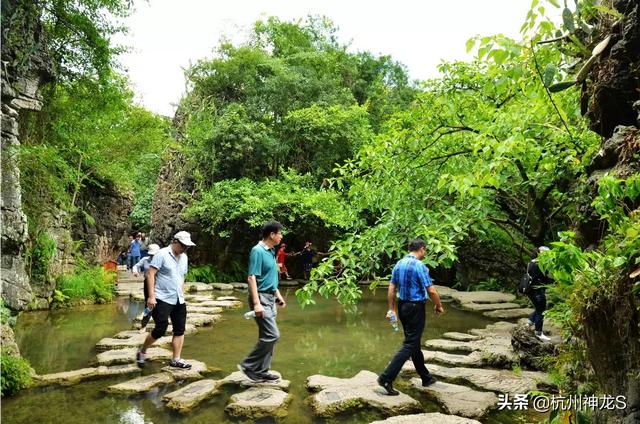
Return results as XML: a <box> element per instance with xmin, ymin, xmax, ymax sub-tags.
<box><xmin>517</xmin><ymin>262</ymin><xmax>533</xmax><ymax>296</ymax></box>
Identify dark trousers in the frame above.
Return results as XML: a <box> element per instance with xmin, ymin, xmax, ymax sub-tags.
<box><xmin>141</xmin><ymin>281</ymin><xmax>151</xmax><ymax>328</ymax></box>
<box><xmin>528</xmin><ymin>288</ymin><xmax>546</xmax><ymax>332</ymax></box>
<box><xmin>241</xmin><ymin>293</ymin><xmax>280</xmax><ymax>374</ymax></box>
<box><xmin>380</xmin><ymin>300</ymin><xmax>432</xmax><ymax>383</ymax></box>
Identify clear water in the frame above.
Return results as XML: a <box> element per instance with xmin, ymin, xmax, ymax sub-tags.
<box><xmin>3</xmin><ymin>289</ymin><xmax>544</xmax><ymax>423</ymax></box>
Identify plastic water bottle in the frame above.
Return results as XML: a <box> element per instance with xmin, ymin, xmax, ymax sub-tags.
<box><xmin>244</xmin><ymin>310</ymin><xmax>256</xmax><ymax>319</ymax></box>
<box><xmin>388</xmin><ymin>311</ymin><xmax>399</xmax><ymax>332</ymax></box>
<box><xmin>143</xmin><ymin>306</ymin><xmax>152</xmax><ymax>317</ymax></box>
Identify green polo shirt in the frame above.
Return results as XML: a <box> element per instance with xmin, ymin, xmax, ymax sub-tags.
<box><xmin>248</xmin><ymin>242</ymin><xmax>278</xmax><ymax>292</ymax></box>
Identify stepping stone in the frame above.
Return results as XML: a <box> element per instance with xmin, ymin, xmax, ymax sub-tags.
<box><xmin>450</xmin><ymin>291</ymin><xmax>515</xmax><ymax>305</ymax></box>
<box><xmin>231</xmin><ymin>283</ymin><xmax>248</xmax><ymax>290</ymax></box>
<box><xmin>34</xmin><ymin>364</ymin><xmax>140</xmax><ymax>386</ymax></box>
<box><xmin>306</xmin><ymin>370</ymin><xmax>421</xmax><ymax>417</ymax></box>
<box><xmin>197</xmin><ymin>300</ymin><xmax>242</xmax><ymax>309</ymax></box>
<box><xmin>141</xmin><ymin>323</ymin><xmax>197</xmax><ymax>335</ymax></box>
<box><xmin>106</xmin><ymin>372</ymin><xmax>174</xmax><ymax>394</ymax></box>
<box><xmin>423</xmin><ymin>363</ymin><xmax>554</xmax><ymax>395</ymax></box>
<box><xmin>278</xmin><ymin>280</ymin><xmax>299</xmax><ymax>287</ymax></box>
<box><xmin>370</xmin><ymin>412</ymin><xmax>482</xmax><ymax>424</ymax></box>
<box><xmin>185</xmin><ymin>295</ymin><xmax>214</xmax><ymax>302</ymax></box>
<box><xmin>424</xmin><ymin>336</ymin><xmax>516</xmax><ymax>368</ymax></box>
<box><xmin>483</xmin><ymin>308</ymin><xmax>534</xmax><ymax>319</ymax></box>
<box><xmin>441</xmin><ymin>332</ymin><xmax>481</xmax><ymax>342</ymax></box>
<box><xmin>225</xmin><ymin>387</ymin><xmax>292</xmax><ymax>418</ymax></box>
<box><xmin>185</xmin><ymin>282</ymin><xmax>213</xmax><ymax>292</ymax></box>
<box><xmin>432</xmin><ymin>285</ymin><xmax>460</xmax><ymax>301</ymax></box>
<box><xmin>420</xmin><ymin>350</ymin><xmax>485</xmax><ymax>367</ymax></box>
<box><xmin>94</xmin><ymin>347</ymin><xmax>173</xmax><ymax>365</ymax></box>
<box><xmin>161</xmin><ymin>359</ymin><xmax>209</xmax><ymax>380</ymax></box>
<box><xmin>216</xmin><ymin>296</ymin><xmax>238</xmax><ymax>301</ymax></box>
<box><xmin>163</xmin><ymin>379</ymin><xmax>222</xmax><ymax>413</ymax></box>
<box><xmin>187</xmin><ymin>306</ymin><xmax>224</xmax><ymax>314</ymax></box>
<box><xmin>410</xmin><ymin>378</ymin><xmax>497</xmax><ymax>418</ymax></box>
<box><xmin>187</xmin><ymin>313</ymin><xmax>222</xmax><ymax>327</ymax></box>
<box><xmin>220</xmin><ymin>371</ymin><xmax>290</xmax><ymax>390</ymax></box>
<box><xmin>468</xmin><ymin>321</ymin><xmax>516</xmax><ymax>337</ymax></box>
<box><xmin>96</xmin><ymin>335</ymin><xmax>172</xmax><ymax>351</ymax></box>
<box><xmin>130</xmin><ymin>293</ymin><xmax>145</xmax><ymax>301</ymax></box>
<box><xmin>457</xmin><ymin>302</ymin><xmax>521</xmax><ymax>312</ymax></box>
<box><xmin>211</xmin><ymin>283</ymin><xmax>234</xmax><ymax>290</ymax></box>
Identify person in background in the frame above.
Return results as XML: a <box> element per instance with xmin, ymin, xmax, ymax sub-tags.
<box><xmin>129</xmin><ymin>234</ymin><xmax>141</xmax><ymax>272</ymax></box>
<box><xmin>526</xmin><ymin>246</ymin><xmax>553</xmax><ymax>341</ymax></box>
<box><xmin>298</xmin><ymin>241</ymin><xmax>327</xmax><ymax>280</ymax></box>
<box><xmin>238</xmin><ymin>221</ymin><xmax>287</xmax><ymax>382</ymax></box>
<box><xmin>136</xmin><ymin>231</ymin><xmax>195</xmax><ymax>369</ymax></box>
<box><xmin>139</xmin><ymin>232</ymin><xmax>149</xmax><ymax>258</ymax></box>
<box><xmin>126</xmin><ymin>235</ymin><xmax>134</xmax><ymax>270</ymax></box>
<box><xmin>276</xmin><ymin>243</ymin><xmax>293</xmax><ymax>280</ymax></box>
<box><xmin>133</xmin><ymin>243</ymin><xmax>160</xmax><ymax>333</ymax></box>
<box><xmin>377</xmin><ymin>238</ymin><xmax>444</xmax><ymax>396</ymax></box>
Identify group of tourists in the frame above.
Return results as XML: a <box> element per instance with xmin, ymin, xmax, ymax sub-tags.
<box><xmin>117</xmin><ymin>232</ymin><xmax>150</xmax><ymax>271</ymax></box>
<box><xmin>131</xmin><ymin>221</ymin><xmax>551</xmax><ymax>388</ymax></box>
<box><xmin>275</xmin><ymin>241</ymin><xmax>327</xmax><ymax>280</ymax></box>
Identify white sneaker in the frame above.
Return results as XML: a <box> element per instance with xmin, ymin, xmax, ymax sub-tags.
<box><xmin>536</xmin><ymin>332</ymin><xmax>551</xmax><ymax>342</ymax></box>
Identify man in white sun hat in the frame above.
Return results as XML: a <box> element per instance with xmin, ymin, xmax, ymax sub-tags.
<box><xmin>136</xmin><ymin>231</ymin><xmax>195</xmax><ymax>369</ymax></box>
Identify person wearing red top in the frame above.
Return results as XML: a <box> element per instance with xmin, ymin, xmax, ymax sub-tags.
<box><xmin>276</xmin><ymin>243</ymin><xmax>293</xmax><ymax>280</ymax></box>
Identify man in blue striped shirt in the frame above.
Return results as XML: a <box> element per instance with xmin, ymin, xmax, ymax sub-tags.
<box><xmin>378</xmin><ymin>239</ymin><xmax>444</xmax><ymax>396</ymax></box>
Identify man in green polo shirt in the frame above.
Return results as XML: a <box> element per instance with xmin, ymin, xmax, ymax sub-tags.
<box><xmin>238</xmin><ymin>221</ymin><xmax>287</xmax><ymax>382</ymax></box>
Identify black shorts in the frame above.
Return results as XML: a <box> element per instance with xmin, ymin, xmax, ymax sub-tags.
<box><xmin>151</xmin><ymin>298</ymin><xmax>187</xmax><ymax>339</ymax></box>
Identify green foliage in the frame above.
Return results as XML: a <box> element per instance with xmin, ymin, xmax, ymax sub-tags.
<box><xmin>0</xmin><ymin>353</ymin><xmax>33</xmax><ymax>397</ymax></box>
<box><xmin>24</xmin><ymin>232</ymin><xmax>57</xmax><ymax>283</ymax></box>
<box><xmin>185</xmin><ymin>170</ymin><xmax>351</xmax><ymax>239</ymax></box>
<box><xmin>0</xmin><ymin>300</ymin><xmax>16</xmax><ymax>327</ymax></box>
<box><xmin>55</xmin><ymin>264</ymin><xmax>116</xmax><ymax>305</ymax></box>
<box><xmin>185</xmin><ymin>263</ymin><xmax>245</xmax><ymax>284</ymax></box>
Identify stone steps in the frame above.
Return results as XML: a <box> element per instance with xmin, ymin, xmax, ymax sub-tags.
<box><xmin>370</xmin><ymin>413</ymin><xmax>482</xmax><ymax>424</ymax></box>
<box><xmin>34</xmin><ymin>364</ymin><xmax>140</xmax><ymax>387</ymax></box>
<box><xmin>483</xmin><ymin>308</ymin><xmax>534</xmax><ymax>319</ymax></box>
<box><xmin>163</xmin><ymin>379</ymin><xmax>222</xmax><ymax>413</ymax></box>
<box><xmin>409</xmin><ymin>378</ymin><xmax>498</xmax><ymax>419</ymax></box>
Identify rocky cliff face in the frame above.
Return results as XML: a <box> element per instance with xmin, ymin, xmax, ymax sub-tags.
<box><xmin>575</xmin><ymin>2</ymin><xmax>640</xmax><ymax>423</ymax></box>
<box><xmin>1</xmin><ymin>0</ymin><xmax>54</xmax><ymax>310</ymax></box>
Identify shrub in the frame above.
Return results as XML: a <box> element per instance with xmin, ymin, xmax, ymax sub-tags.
<box><xmin>0</xmin><ymin>353</ymin><xmax>33</xmax><ymax>397</ymax></box>
<box><xmin>56</xmin><ymin>265</ymin><xmax>115</xmax><ymax>305</ymax></box>
<box><xmin>0</xmin><ymin>300</ymin><xmax>16</xmax><ymax>327</ymax></box>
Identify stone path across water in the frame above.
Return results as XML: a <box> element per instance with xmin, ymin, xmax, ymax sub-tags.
<box><xmin>226</xmin><ymin>387</ymin><xmax>292</xmax><ymax>418</ymax></box>
<box><xmin>370</xmin><ymin>412</ymin><xmax>482</xmax><ymax>424</ymax></box>
<box><xmin>409</xmin><ymin>378</ymin><xmax>498</xmax><ymax>418</ymax></box>
<box><xmin>163</xmin><ymin>379</ymin><xmax>222</xmax><ymax>413</ymax></box>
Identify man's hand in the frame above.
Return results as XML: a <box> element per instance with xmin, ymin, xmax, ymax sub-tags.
<box><xmin>133</xmin><ymin>271</ymin><xmax>139</xmax><ymax>277</ymax></box>
<box><xmin>147</xmin><ymin>296</ymin><xmax>156</xmax><ymax>309</ymax></box>
<box><xmin>434</xmin><ymin>304</ymin><xmax>444</xmax><ymax>315</ymax></box>
<box><xmin>386</xmin><ymin>309</ymin><xmax>397</xmax><ymax>320</ymax></box>
<box><xmin>276</xmin><ymin>296</ymin><xmax>286</xmax><ymax>308</ymax></box>
<box><xmin>254</xmin><ymin>302</ymin><xmax>265</xmax><ymax>318</ymax></box>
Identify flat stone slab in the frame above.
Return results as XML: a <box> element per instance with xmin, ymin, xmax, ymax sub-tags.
<box><xmin>185</xmin><ymin>294</ymin><xmax>214</xmax><ymax>302</ymax></box>
<box><xmin>306</xmin><ymin>370</ymin><xmax>421</xmax><ymax>417</ymax></box>
<box><xmin>483</xmin><ymin>308</ymin><xmax>534</xmax><ymax>319</ymax></box>
<box><xmin>161</xmin><ymin>359</ymin><xmax>209</xmax><ymax>380</ymax></box>
<box><xmin>441</xmin><ymin>332</ymin><xmax>481</xmax><ymax>342</ymax></box>
<box><xmin>96</xmin><ymin>335</ymin><xmax>172</xmax><ymax>351</ymax></box>
<box><xmin>458</xmin><ymin>302</ymin><xmax>521</xmax><ymax>312</ymax></box>
<box><xmin>278</xmin><ymin>280</ymin><xmax>299</xmax><ymax>287</ymax></box>
<box><xmin>231</xmin><ymin>283</ymin><xmax>248</xmax><ymax>290</ymax></box>
<box><xmin>187</xmin><ymin>306</ymin><xmax>224</xmax><ymax>314</ymax></box>
<box><xmin>420</xmin><ymin>350</ymin><xmax>485</xmax><ymax>367</ymax></box>
<box><xmin>140</xmin><ymin>323</ymin><xmax>197</xmax><ymax>335</ymax></box>
<box><xmin>211</xmin><ymin>283</ymin><xmax>234</xmax><ymax>290</ymax></box>
<box><xmin>370</xmin><ymin>412</ymin><xmax>482</xmax><ymax>424</ymax></box>
<box><xmin>185</xmin><ymin>282</ymin><xmax>213</xmax><ymax>292</ymax></box>
<box><xmin>163</xmin><ymin>379</ymin><xmax>222</xmax><ymax>413</ymax></box>
<box><xmin>94</xmin><ymin>347</ymin><xmax>173</xmax><ymax>366</ymax></box>
<box><xmin>469</xmin><ymin>321</ymin><xmax>516</xmax><ymax>337</ymax></box>
<box><xmin>450</xmin><ymin>291</ymin><xmax>515</xmax><ymax>304</ymax></box>
<box><xmin>106</xmin><ymin>372</ymin><xmax>175</xmax><ymax>394</ymax></box>
<box><xmin>424</xmin><ymin>363</ymin><xmax>554</xmax><ymax>395</ymax></box>
<box><xmin>196</xmin><ymin>300</ymin><xmax>242</xmax><ymax>309</ymax></box>
<box><xmin>34</xmin><ymin>364</ymin><xmax>140</xmax><ymax>386</ymax></box>
<box><xmin>425</xmin><ymin>335</ymin><xmax>516</xmax><ymax>367</ymax></box>
<box><xmin>216</xmin><ymin>296</ymin><xmax>238</xmax><ymax>301</ymax></box>
<box><xmin>410</xmin><ymin>378</ymin><xmax>497</xmax><ymax>418</ymax></box>
<box><xmin>220</xmin><ymin>371</ymin><xmax>290</xmax><ymax>390</ymax></box>
<box><xmin>432</xmin><ymin>285</ymin><xmax>460</xmax><ymax>300</ymax></box>
<box><xmin>226</xmin><ymin>387</ymin><xmax>292</xmax><ymax>418</ymax></box>
<box><xmin>187</xmin><ymin>313</ymin><xmax>222</xmax><ymax>326</ymax></box>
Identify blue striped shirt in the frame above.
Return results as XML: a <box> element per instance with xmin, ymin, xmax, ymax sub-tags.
<box><xmin>390</xmin><ymin>254</ymin><xmax>433</xmax><ymax>301</ymax></box>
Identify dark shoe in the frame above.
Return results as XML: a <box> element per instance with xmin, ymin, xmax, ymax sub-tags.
<box><xmin>377</xmin><ymin>376</ymin><xmax>399</xmax><ymax>396</ymax></box>
<box><xmin>136</xmin><ymin>350</ymin><xmax>146</xmax><ymax>368</ymax></box>
<box><xmin>169</xmin><ymin>359</ymin><xmax>192</xmax><ymax>369</ymax></box>
<box><xmin>422</xmin><ymin>375</ymin><xmax>437</xmax><ymax>386</ymax></box>
<box><xmin>237</xmin><ymin>364</ymin><xmax>266</xmax><ymax>382</ymax></box>
<box><xmin>259</xmin><ymin>372</ymin><xmax>280</xmax><ymax>381</ymax></box>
